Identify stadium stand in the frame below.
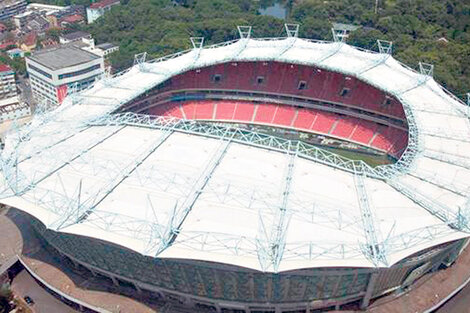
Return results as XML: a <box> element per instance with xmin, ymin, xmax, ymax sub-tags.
<box><xmin>148</xmin><ymin>99</ymin><xmax>408</xmax><ymax>158</ymax></box>
<box><xmin>161</xmin><ymin>62</ymin><xmax>406</xmax><ymax>119</ymax></box>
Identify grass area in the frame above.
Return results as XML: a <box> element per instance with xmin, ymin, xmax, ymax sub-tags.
<box><xmin>322</xmin><ymin>146</ymin><xmax>394</xmax><ymax>167</ymax></box>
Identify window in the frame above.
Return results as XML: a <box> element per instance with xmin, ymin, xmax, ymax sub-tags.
<box><xmin>28</xmin><ymin>64</ymin><xmax>52</xmax><ymax>79</ymax></box>
<box><xmin>382</xmin><ymin>96</ymin><xmax>392</xmax><ymax>106</ymax></box>
<box><xmin>256</xmin><ymin>76</ymin><xmax>264</xmax><ymax>84</ymax></box>
<box><xmin>298</xmin><ymin>80</ymin><xmax>307</xmax><ymax>90</ymax></box>
<box><xmin>58</xmin><ymin>64</ymin><xmax>101</xmax><ymax>80</ymax></box>
<box><xmin>212</xmin><ymin>74</ymin><xmax>221</xmax><ymax>83</ymax></box>
<box><xmin>340</xmin><ymin>88</ymin><xmax>350</xmax><ymax>97</ymax></box>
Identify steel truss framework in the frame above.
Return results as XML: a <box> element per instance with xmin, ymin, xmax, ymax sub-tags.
<box><xmin>1</xmin><ymin>24</ymin><xmax>470</xmax><ymax>272</ymax></box>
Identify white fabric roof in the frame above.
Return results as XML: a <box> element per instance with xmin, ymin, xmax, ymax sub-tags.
<box><xmin>1</xmin><ymin>37</ymin><xmax>470</xmax><ymax>272</ymax></box>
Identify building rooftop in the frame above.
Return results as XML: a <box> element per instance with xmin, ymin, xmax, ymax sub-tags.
<box><xmin>0</xmin><ymin>63</ymin><xmax>12</xmax><ymax>72</ymax></box>
<box><xmin>60</xmin><ymin>30</ymin><xmax>90</xmax><ymax>42</ymax></box>
<box><xmin>96</xmin><ymin>42</ymin><xmax>117</xmax><ymax>50</ymax></box>
<box><xmin>0</xmin><ymin>0</ymin><xmax>26</xmax><ymax>8</ymax></box>
<box><xmin>89</xmin><ymin>0</ymin><xmax>120</xmax><ymax>10</ymax></box>
<box><xmin>28</xmin><ymin>45</ymin><xmax>100</xmax><ymax>70</ymax></box>
<box><xmin>7</xmin><ymin>48</ymin><xmax>23</xmax><ymax>53</ymax></box>
<box><xmin>60</xmin><ymin>14</ymin><xmax>83</xmax><ymax>23</ymax></box>
<box><xmin>21</xmin><ymin>32</ymin><xmax>36</xmax><ymax>46</ymax></box>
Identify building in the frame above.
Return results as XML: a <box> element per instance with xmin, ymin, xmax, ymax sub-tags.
<box><xmin>81</xmin><ymin>40</ymin><xmax>119</xmax><ymax>57</ymax></box>
<box><xmin>0</xmin><ymin>41</ymin><xmax>16</xmax><ymax>51</ymax></box>
<box><xmin>59</xmin><ymin>13</ymin><xmax>84</xmax><ymax>28</ymax></box>
<box><xmin>18</xmin><ymin>32</ymin><xmax>36</xmax><ymax>53</ymax></box>
<box><xmin>26</xmin><ymin>45</ymin><xmax>104</xmax><ymax>105</ymax></box>
<box><xmin>26</xmin><ymin>3</ymin><xmax>64</xmax><ymax>14</ymax></box>
<box><xmin>3</xmin><ymin>27</ymin><xmax>470</xmax><ymax>313</ymax></box>
<box><xmin>0</xmin><ymin>63</ymin><xmax>16</xmax><ymax>99</ymax></box>
<box><xmin>94</xmin><ymin>42</ymin><xmax>119</xmax><ymax>56</ymax></box>
<box><xmin>26</xmin><ymin>15</ymin><xmax>49</xmax><ymax>35</ymax></box>
<box><xmin>60</xmin><ymin>33</ymin><xmax>118</xmax><ymax>59</ymax></box>
<box><xmin>47</xmin><ymin>4</ymin><xmax>84</xmax><ymax>27</ymax></box>
<box><xmin>40</xmin><ymin>37</ymin><xmax>58</xmax><ymax>49</ymax></box>
<box><xmin>0</xmin><ymin>64</ymin><xmax>30</xmax><ymax>122</ymax></box>
<box><xmin>0</xmin><ymin>95</ymin><xmax>29</xmax><ymax>122</ymax></box>
<box><xmin>86</xmin><ymin>0</ymin><xmax>119</xmax><ymax>24</ymax></box>
<box><xmin>58</xmin><ymin>31</ymin><xmax>91</xmax><ymax>44</ymax></box>
<box><xmin>0</xmin><ymin>0</ymin><xmax>26</xmax><ymax>21</ymax></box>
<box><xmin>6</xmin><ymin>47</ymin><xmax>23</xmax><ymax>58</ymax></box>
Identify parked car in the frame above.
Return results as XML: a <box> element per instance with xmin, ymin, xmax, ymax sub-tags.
<box><xmin>23</xmin><ymin>296</ymin><xmax>34</xmax><ymax>305</ymax></box>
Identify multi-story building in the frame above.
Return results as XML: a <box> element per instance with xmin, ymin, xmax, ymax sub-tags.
<box><xmin>26</xmin><ymin>45</ymin><xmax>104</xmax><ymax>105</ymax></box>
<box><xmin>0</xmin><ymin>64</ymin><xmax>16</xmax><ymax>99</ymax></box>
<box><xmin>86</xmin><ymin>0</ymin><xmax>119</xmax><ymax>24</ymax></box>
<box><xmin>0</xmin><ymin>63</ymin><xmax>30</xmax><ymax>122</ymax></box>
<box><xmin>0</xmin><ymin>0</ymin><xmax>27</xmax><ymax>21</ymax></box>
<box><xmin>47</xmin><ymin>4</ymin><xmax>84</xmax><ymax>27</ymax></box>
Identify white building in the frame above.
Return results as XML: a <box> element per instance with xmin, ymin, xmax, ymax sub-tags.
<box><xmin>0</xmin><ymin>0</ymin><xmax>27</xmax><ymax>21</ymax></box>
<box><xmin>0</xmin><ymin>64</ymin><xmax>17</xmax><ymax>100</ymax></box>
<box><xmin>94</xmin><ymin>42</ymin><xmax>119</xmax><ymax>57</ymax></box>
<box><xmin>0</xmin><ymin>64</ymin><xmax>30</xmax><ymax>122</ymax></box>
<box><xmin>86</xmin><ymin>0</ymin><xmax>119</xmax><ymax>24</ymax></box>
<box><xmin>0</xmin><ymin>96</ymin><xmax>30</xmax><ymax>122</ymax></box>
<box><xmin>26</xmin><ymin>45</ymin><xmax>104</xmax><ymax>105</ymax></box>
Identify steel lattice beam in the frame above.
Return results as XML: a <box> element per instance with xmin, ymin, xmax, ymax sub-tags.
<box><xmin>54</xmin><ymin>118</ymin><xmax>183</xmax><ymax>230</ymax></box>
<box><xmin>354</xmin><ymin>173</ymin><xmax>387</xmax><ymax>266</ymax></box>
<box><xmin>155</xmin><ymin>133</ymin><xmax>233</xmax><ymax>255</ymax></box>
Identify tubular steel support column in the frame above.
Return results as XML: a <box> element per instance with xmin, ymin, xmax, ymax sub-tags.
<box><xmin>361</xmin><ymin>272</ymin><xmax>378</xmax><ymax>309</ymax></box>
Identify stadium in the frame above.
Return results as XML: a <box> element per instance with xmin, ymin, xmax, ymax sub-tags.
<box><xmin>1</xmin><ymin>25</ymin><xmax>470</xmax><ymax>312</ymax></box>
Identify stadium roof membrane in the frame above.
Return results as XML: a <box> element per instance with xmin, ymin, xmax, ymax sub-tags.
<box><xmin>1</xmin><ymin>26</ymin><xmax>470</xmax><ymax>272</ymax></box>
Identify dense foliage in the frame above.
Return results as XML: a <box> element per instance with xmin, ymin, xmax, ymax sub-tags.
<box><xmin>32</xmin><ymin>0</ymin><xmax>470</xmax><ymax>98</ymax></box>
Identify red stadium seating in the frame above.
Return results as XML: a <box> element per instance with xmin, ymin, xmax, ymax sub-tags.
<box><xmin>151</xmin><ymin>99</ymin><xmax>407</xmax><ymax>158</ymax></box>
<box><xmin>181</xmin><ymin>101</ymin><xmax>197</xmax><ymax>119</ymax></box>
<box><xmin>194</xmin><ymin>101</ymin><xmax>214</xmax><ymax>119</ymax></box>
<box><xmin>273</xmin><ymin>105</ymin><xmax>296</xmax><ymax>127</ymax></box>
<box><xmin>293</xmin><ymin>109</ymin><xmax>317</xmax><ymax>130</ymax></box>
<box><xmin>254</xmin><ymin>103</ymin><xmax>277</xmax><ymax>124</ymax></box>
<box><xmin>331</xmin><ymin>118</ymin><xmax>357</xmax><ymax>138</ymax></box>
<box><xmin>157</xmin><ymin>61</ymin><xmax>407</xmax><ymax>120</ymax></box>
<box><xmin>311</xmin><ymin>111</ymin><xmax>337</xmax><ymax>133</ymax></box>
<box><xmin>350</xmin><ymin>120</ymin><xmax>377</xmax><ymax>145</ymax></box>
<box><xmin>233</xmin><ymin>101</ymin><xmax>255</xmax><ymax>121</ymax></box>
<box><xmin>215</xmin><ymin>100</ymin><xmax>236</xmax><ymax>120</ymax></box>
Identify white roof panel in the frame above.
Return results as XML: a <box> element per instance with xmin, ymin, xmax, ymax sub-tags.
<box><xmin>1</xmin><ymin>37</ymin><xmax>469</xmax><ymax>272</ymax></box>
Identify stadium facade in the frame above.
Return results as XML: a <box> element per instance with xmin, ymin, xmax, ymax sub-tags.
<box><xmin>1</xmin><ymin>25</ymin><xmax>470</xmax><ymax>312</ymax></box>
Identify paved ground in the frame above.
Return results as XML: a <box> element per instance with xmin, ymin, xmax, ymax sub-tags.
<box><xmin>11</xmin><ymin>269</ymin><xmax>78</xmax><ymax>313</ymax></box>
<box><xmin>365</xmin><ymin>242</ymin><xmax>470</xmax><ymax>313</ymax></box>
<box><xmin>0</xmin><ymin>207</ymin><xmax>161</xmax><ymax>313</ymax></box>
<box><xmin>436</xmin><ymin>282</ymin><xmax>470</xmax><ymax>313</ymax></box>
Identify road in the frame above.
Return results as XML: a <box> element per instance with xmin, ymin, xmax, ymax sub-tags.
<box><xmin>11</xmin><ymin>269</ymin><xmax>79</xmax><ymax>313</ymax></box>
<box><xmin>16</xmin><ymin>74</ymin><xmax>34</xmax><ymax>110</ymax></box>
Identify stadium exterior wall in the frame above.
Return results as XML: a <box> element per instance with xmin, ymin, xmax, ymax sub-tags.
<box><xmin>25</xmin><ymin>211</ymin><xmax>465</xmax><ymax>312</ymax></box>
